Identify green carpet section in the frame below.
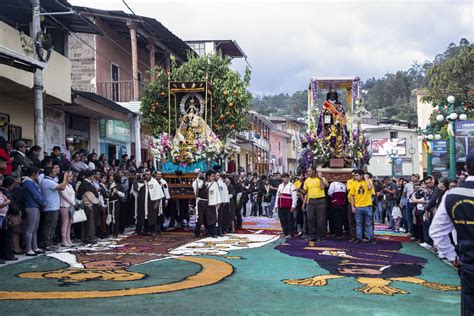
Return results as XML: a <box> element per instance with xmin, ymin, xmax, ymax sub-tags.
<box><xmin>0</xmin><ymin>240</ymin><xmax>460</xmax><ymax>315</ymax></box>
<box><xmin>0</xmin><ymin>256</ymin><xmax>201</xmax><ymax>292</ymax></box>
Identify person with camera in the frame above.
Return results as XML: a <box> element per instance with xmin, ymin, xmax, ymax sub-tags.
<box><xmin>39</xmin><ymin>167</ymin><xmax>70</xmax><ymax>250</ymax></box>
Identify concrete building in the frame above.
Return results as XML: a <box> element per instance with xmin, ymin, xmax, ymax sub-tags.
<box><xmin>186</xmin><ymin>40</ymin><xmax>247</xmax><ymax>61</ymax></box>
<box><xmin>0</xmin><ymin>0</ymin><xmax>99</xmax><ymax>154</ymax></box>
<box><xmin>235</xmin><ymin>111</ymin><xmax>272</xmax><ymax>174</ymax></box>
<box><xmin>268</xmin><ymin>127</ymin><xmax>291</xmax><ymax>173</ymax></box>
<box><xmin>415</xmin><ymin>89</ymin><xmax>435</xmax><ymax>176</ymax></box>
<box><xmin>68</xmin><ymin>6</ymin><xmax>192</xmax><ymax>163</ymax></box>
<box><xmin>267</xmin><ymin>116</ymin><xmax>307</xmax><ymax>174</ymax></box>
<box><xmin>363</xmin><ymin>123</ymin><xmax>420</xmax><ymax>177</ymax></box>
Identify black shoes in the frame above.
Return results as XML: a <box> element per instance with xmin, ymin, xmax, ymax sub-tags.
<box><xmin>5</xmin><ymin>257</ymin><xmax>18</xmax><ymax>261</ymax></box>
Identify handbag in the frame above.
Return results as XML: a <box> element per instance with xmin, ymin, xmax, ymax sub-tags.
<box><xmin>278</xmin><ymin>193</ymin><xmax>293</xmax><ymax>209</ymax></box>
<box><xmin>72</xmin><ymin>208</ymin><xmax>88</xmax><ymax>224</ymax></box>
<box><xmin>7</xmin><ymin>214</ymin><xmax>22</xmax><ymax>227</ymax></box>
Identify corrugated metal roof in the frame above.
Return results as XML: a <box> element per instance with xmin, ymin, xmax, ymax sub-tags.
<box><xmin>73</xmin><ymin>6</ymin><xmax>194</xmax><ymax>62</ymax></box>
<box><xmin>118</xmin><ymin>101</ymin><xmax>141</xmax><ymax>114</ymax></box>
<box><xmin>0</xmin><ymin>0</ymin><xmax>101</xmax><ymax>35</ymax></box>
<box><xmin>73</xmin><ymin>90</ymin><xmax>135</xmax><ymax>116</ymax></box>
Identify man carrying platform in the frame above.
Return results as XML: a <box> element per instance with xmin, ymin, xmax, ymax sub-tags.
<box><xmin>193</xmin><ymin>170</ymin><xmax>221</xmax><ymax>238</ymax></box>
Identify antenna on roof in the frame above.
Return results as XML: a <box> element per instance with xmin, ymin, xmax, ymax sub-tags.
<box><xmin>122</xmin><ymin>0</ymin><xmax>136</xmax><ymax>15</ymax></box>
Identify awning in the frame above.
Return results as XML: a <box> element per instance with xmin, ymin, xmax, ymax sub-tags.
<box><xmin>0</xmin><ymin>45</ymin><xmax>47</xmax><ymax>72</ymax></box>
<box><xmin>50</xmin><ymin>90</ymin><xmax>135</xmax><ymax>121</ymax></box>
<box><xmin>0</xmin><ymin>0</ymin><xmax>101</xmax><ymax>35</ymax></box>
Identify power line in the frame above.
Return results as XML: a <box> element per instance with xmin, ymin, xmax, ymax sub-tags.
<box><xmin>53</xmin><ymin>0</ymin><xmax>158</xmax><ymax>70</ymax></box>
<box><xmin>41</xmin><ymin>8</ymin><xmax>139</xmax><ymax>83</ymax></box>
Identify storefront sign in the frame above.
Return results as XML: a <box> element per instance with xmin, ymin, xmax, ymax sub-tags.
<box><xmin>432</xmin><ymin>140</ymin><xmax>448</xmax><ymax>171</ymax></box>
<box><xmin>455</xmin><ymin>120</ymin><xmax>474</xmax><ymax>137</ymax></box>
<box><xmin>100</xmin><ymin>119</ymin><xmax>131</xmax><ymax>143</ymax></box>
<box><xmin>454</xmin><ymin>120</ymin><xmax>474</xmax><ymax>162</ymax></box>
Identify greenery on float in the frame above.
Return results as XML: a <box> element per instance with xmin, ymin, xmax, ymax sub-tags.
<box><xmin>140</xmin><ymin>53</ymin><xmax>252</xmax><ymax>141</ymax></box>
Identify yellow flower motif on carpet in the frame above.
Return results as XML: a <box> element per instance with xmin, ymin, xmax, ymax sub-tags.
<box><xmin>18</xmin><ymin>268</ymin><xmax>145</xmax><ymax>283</ymax></box>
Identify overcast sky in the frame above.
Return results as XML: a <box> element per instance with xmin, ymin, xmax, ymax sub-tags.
<box><xmin>69</xmin><ymin>0</ymin><xmax>472</xmax><ymax>95</ymax></box>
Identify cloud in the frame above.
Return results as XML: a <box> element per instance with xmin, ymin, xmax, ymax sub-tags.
<box><xmin>70</xmin><ymin>0</ymin><xmax>473</xmax><ymax>94</ymax></box>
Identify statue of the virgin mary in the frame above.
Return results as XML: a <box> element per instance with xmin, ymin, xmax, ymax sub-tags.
<box><xmin>173</xmin><ymin>96</ymin><xmax>222</xmax><ymax>151</ymax></box>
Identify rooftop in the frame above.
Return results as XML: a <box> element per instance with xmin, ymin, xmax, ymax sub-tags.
<box><xmin>73</xmin><ymin>6</ymin><xmax>195</xmax><ymax>62</ymax></box>
<box><xmin>0</xmin><ymin>0</ymin><xmax>101</xmax><ymax>34</ymax></box>
<box><xmin>186</xmin><ymin>39</ymin><xmax>247</xmax><ymax>59</ymax></box>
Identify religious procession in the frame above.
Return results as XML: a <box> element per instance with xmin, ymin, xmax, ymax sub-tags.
<box><xmin>0</xmin><ymin>0</ymin><xmax>473</xmax><ymax>315</ymax></box>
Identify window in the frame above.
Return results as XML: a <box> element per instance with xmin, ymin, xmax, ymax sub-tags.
<box><xmin>390</xmin><ymin>131</ymin><xmax>398</xmax><ymax>139</ymax></box>
<box><xmin>188</xmin><ymin>42</ymin><xmax>205</xmax><ymax>56</ymax></box>
<box><xmin>111</xmin><ymin>64</ymin><xmax>120</xmax><ymax>102</ymax></box>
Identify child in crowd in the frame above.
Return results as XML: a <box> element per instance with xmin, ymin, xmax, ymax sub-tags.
<box><xmin>391</xmin><ymin>201</ymin><xmax>403</xmax><ymax>232</ymax></box>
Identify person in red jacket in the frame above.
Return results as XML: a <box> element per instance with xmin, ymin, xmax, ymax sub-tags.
<box><xmin>328</xmin><ymin>181</ymin><xmax>347</xmax><ymax>239</ymax></box>
<box><xmin>0</xmin><ymin>137</ymin><xmax>12</xmax><ymax>176</ymax></box>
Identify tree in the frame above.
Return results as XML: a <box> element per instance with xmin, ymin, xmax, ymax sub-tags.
<box><xmin>424</xmin><ymin>38</ymin><xmax>473</xmax><ymax>104</ymax></box>
<box><xmin>140</xmin><ymin>53</ymin><xmax>252</xmax><ymax>141</ymax></box>
<box><xmin>424</xmin><ymin>39</ymin><xmax>474</xmax><ymax>135</ymax></box>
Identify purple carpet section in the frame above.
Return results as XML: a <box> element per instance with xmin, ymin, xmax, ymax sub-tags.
<box><xmin>276</xmin><ymin>239</ymin><xmax>427</xmax><ymax>278</ymax></box>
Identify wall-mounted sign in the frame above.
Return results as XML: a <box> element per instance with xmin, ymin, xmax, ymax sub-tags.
<box><xmin>455</xmin><ymin>120</ymin><xmax>474</xmax><ymax>137</ymax></box>
<box><xmin>371</xmin><ymin>138</ymin><xmax>406</xmax><ymax>156</ymax></box>
<box><xmin>394</xmin><ymin>157</ymin><xmax>403</xmax><ymax>176</ymax></box>
<box><xmin>432</xmin><ymin>140</ymin><xmax>448</xmax><ymax>171</ymax></box>
<box><xmin>99</xmin><ymin>119</ymin><xmax>131</xmax><ymax>143</ymax></box>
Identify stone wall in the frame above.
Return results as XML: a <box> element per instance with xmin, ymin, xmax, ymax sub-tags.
<box><xmin>69</xmin><ymin>32</ymin><xmax>96</xmax><ymax>92</ymax></box>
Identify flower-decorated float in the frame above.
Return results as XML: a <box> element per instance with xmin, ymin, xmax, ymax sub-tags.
<box><xmin>301</xmin><ymin>77</ymin><xmax>371</xmax><ymax>181</ymax></box>
<box><xmin>144</xmin><ymin>81</ymin><xmax>225</xmax><ymax>199</ymax></box>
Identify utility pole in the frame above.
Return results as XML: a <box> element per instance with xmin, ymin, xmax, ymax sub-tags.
<box><xmin>32</xmin><ymin>0</ymin><xmax>44</xmax><ymax>159</ymax></box>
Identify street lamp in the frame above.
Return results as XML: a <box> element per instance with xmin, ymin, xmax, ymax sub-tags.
<box><xmin>386</xmin><ymin>149</ymin><xmax>399</xmax><ymax>177</ymax></box>
<box><xmin>417</xmin><ymin>125</ymin><xmax>436</xmax><ymax>176</ymax></box>
<box><xmin>435</xmin><ymin>95</ymin><xmax>467</xmax><ymax>179</ymax></box>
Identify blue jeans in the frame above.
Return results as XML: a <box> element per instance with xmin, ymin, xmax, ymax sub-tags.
<box><xmin>385</xmin><ymin>201</ymin><xmax>395</xmax><ymax>227</ymax></box>
<box><xmin>375</xmin><ymin>200</ymin><xmax>383</xmax><ymax>223</ymax></box>
<box><xmin>270</xmin><ymin>195</ymin><xmax>276</xmax><ymax>212</ymax></box>
<box><xmin>404</xmin><ymin>203</ymin><xmax>414</xmax><ymax>235</ymax></box>
<box><xmin>355</xmin><ymin>206</ymin><xmax>374</xmax><ymax>241</ymax></box>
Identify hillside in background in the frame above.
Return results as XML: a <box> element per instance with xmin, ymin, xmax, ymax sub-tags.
<box><xmin>251</xmin><ymin>39</ymin><xmax>472</xmax><ymax>126</ymax></box>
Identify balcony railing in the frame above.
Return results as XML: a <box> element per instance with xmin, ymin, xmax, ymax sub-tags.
<box><xmin>96</xmin><ymin>80</ymin><xmax>144</xmax><ymax>103</ymax></box>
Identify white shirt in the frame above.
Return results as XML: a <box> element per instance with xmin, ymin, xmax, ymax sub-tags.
<box><xmin>328</xmin><ymin>182</ymin><xmax>346</xmax><ymax>196</ymax></box>
<box><xmin>430</xmin><ymin>175</ymin><xmax>474</xmax><ymax>262</ymax></box>
<box><xmin>158</xmin><ymin>179</ymin><xmax>171</xmax><ymax>199</ymax></box>
<box><xmin>276</xmin><ymin>182</ymin><xmax>297</xmax><ymax>209</ymax></box>
<box><xmin>59</xmin><ymin>183</ymin><xmax>76</xmax><ymax>208</ymax></box>
<box><xmin>207</xmin><ymin>181</ymin><xmax>222</xmax><ymax>206</ymax></box>
<box><xmin>217</xmin><ymin>178</ymin><xmax>230</xmax><ymax>203</ymax></box>
<box><xmin>403</xmin><ymin>182</ymin><xmax>414</xmax><ymax>198</ymax></box>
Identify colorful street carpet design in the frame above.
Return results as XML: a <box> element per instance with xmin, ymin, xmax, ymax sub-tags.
<box><xmin>0</xmin><ymin>217</ymin><xmax>461</xmax><ymax>315</ymax></box>
<box><xmin>374</xmin><ymin>224</ymin><xmax>412</xmax><ymax>242</ymax></box>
